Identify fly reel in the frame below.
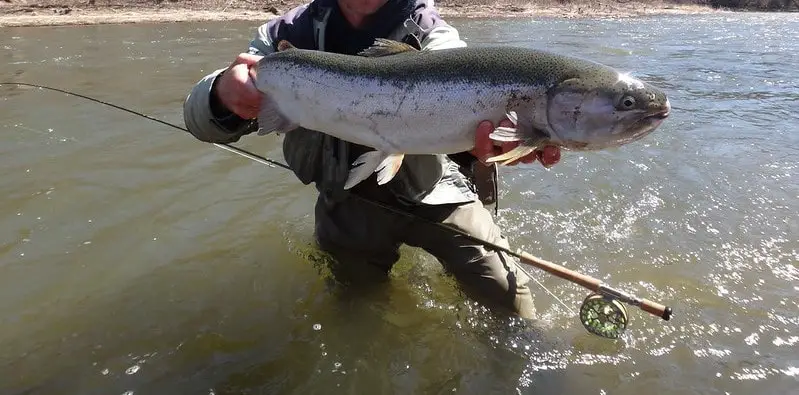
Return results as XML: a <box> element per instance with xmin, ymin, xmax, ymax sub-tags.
<box><xmin>579</xmin><ymin>293</ymin><xmax>630</xmax><ymax>339</ymax></box>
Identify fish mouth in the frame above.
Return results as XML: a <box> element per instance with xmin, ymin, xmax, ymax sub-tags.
<box><xmin>650</xmin><ymin>108</ymin><xmax>670</xmax><ymax>120</ymax></box>
<box><xmin>649</xmin><ymin>99</ymin><xmax>672</xmax><ymax>122</ymax></box>
<box><xmin>595</xmin><ymin>108</ymin><xmax>670</xmax><ymax>149</ymax></box>
<box><xmin>628</xmin><ymin>107</ymin><xmax>670</xmax><ymax>137</ymax></box>
<box><xmin>548</xmin><ymin>106</ymin><xmax>671</xmax><ymax>151</ymax></box>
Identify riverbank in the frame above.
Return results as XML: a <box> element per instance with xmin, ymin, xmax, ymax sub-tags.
<box><xmin>0</xmin><ymin>0</ymin><xmax>719</xmax><ymax>28</ymax></box>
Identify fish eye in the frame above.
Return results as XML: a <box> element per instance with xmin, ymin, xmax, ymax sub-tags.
<box><xmin>620</xmin><ymin>96</ymin><xmax>636</xmax><ymax>110</ymax></box>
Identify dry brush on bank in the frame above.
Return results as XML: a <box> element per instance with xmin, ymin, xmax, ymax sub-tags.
<box><xmin>2</xmin><ymin>0</ymin><xmax>797</xmax><ymax>14</ymax></box>
<box><xmin>0</xmin><ymin>0</ymin><xmax>795</xmax><ymax>28</ymax></box>
<box><xmin>440</xmin><ymin>0</ymin><xmax>797</xmax><ymax>11</ymax></box>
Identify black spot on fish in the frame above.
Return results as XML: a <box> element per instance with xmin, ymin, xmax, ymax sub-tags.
<box><xmin>372</xmin><ymin>110</ymin><xmax>393</xmax><ymax>117</ymax></box>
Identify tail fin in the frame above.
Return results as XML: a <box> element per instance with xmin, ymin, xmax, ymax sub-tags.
<box><xmin>256</xmin><ymin>94</ymin><xmax>297</xmax><ymax>136</ymax></box>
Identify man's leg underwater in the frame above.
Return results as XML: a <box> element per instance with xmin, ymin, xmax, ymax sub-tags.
<box><xmin>313</xmin><ymin>194</ymin><xmax>408</xmax><ymax>285</ymax></box>
<box><xmin>404</xmin><ymin>200</ymin><xmax>537</xmax><ymax>320</ymax></box>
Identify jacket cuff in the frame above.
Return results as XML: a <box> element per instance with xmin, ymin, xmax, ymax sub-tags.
<box><xmin>182</xmin><ymin>68</ymin><xmax>257</xmax><ymax>144</ymax></box>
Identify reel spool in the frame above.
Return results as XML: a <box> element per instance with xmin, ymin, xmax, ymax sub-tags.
<box><xmin>579</xmin><ymin>293</ymin><xmax>629</xmax><ymax>339</ymax></box>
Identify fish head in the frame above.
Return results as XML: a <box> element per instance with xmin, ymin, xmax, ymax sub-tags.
<box><xmin>544</xmin><ymin>71</ymin><xmax>671</xmax><ymax>151</ymax></box>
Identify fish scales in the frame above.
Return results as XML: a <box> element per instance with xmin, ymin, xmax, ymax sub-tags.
<box><xmin>254</xmin><ymin>39</ymin><xmax>671</xmax><ymax>189</ymax></box>
<box><xmin>258</xmin><ymin>48</ymin><xmax>560</xmax><ymax>154</ymax></box>
<box><xmin>267</xmin><ymin>45</ymin><xmax>609</xmax><ymax>86</ymax></box>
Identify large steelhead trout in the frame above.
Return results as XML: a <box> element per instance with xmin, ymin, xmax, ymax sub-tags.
<box><xmin>254</xmin><ymin>39</ymin><xmax>671</xmax><ymax>190</ymax></box>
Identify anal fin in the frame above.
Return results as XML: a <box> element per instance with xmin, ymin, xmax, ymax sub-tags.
<box><xmin>488</xmin><ymin>110</ymin><xmax>525</xmax><ymax>142</ymax></box>
<box><xmin>344</xmin><ymin>151</ymin><xmax>405</xmax><ymax>190</ymax></box>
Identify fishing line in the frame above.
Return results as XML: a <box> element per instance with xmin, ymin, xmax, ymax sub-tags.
<box><xmin>0</xmin><ymin>82</ymin><xmax>289</xmax><ymax>169</ymax></box>
<box><xmin>0</xmin><ymin>81</ymin><xmax>673</xmax><ymax>339</ymax></box>
<box><xmin>1</xmin><ymin>82</ymin><xmax>570</xmax><ymax>310</ymax></box>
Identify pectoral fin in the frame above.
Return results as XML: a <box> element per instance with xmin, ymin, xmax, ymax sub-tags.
<box><xmin>488</xmin><ymin>110</ymin><xmax>526</xmax><ymax>142</ymax></box>
<box><xmin>489</xmin><ymin>126</ymin><xmax>526</xmax><ymax>142</ymax></box>
<box><xmin>485</xmin><ymin>103</ymin><xmax>549</xmax><ymax>165</ymax></box>
<box><xmin>506</xmin><ymin>110</ymin><xmax>519</xmax><ymax>125</ymax></box>
<box><xmin>485</xmin><ymin>138</ymin><xmax>546</xmax><ymax>166</ymax></box>
<box><xmin>345</xmin><ymin>151</ymin><xmax>405</xmax><ymax>190</ymax></box>
<box><xmin>486</xmin><ymin>110</ymin><xmax>537</xmax><ymax>163</ymax></box>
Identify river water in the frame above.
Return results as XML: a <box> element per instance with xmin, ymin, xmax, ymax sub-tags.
<box><xmin>1</xmin><ymin>11</ymin><xmax>796</xmax><ymax>395</ymax></box>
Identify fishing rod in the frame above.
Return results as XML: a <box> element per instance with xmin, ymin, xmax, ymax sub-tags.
<box><xmin>1</xmin><ymin>81</ymin><xmax>673</xmax><ymax>339</ymax></box>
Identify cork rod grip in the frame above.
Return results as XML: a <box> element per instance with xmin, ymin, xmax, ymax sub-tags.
<box><xmin>516</xmin><ymin>251</ymin><xmax>673</xmax><ymax>321</ymax></box>
<box><xmin>517</xmin><ymin>251</ymin><xmax>601</xmax><ymax>291</ymax></box>
<box><xmin>640</xmin><ymin>298</ymin><xmax>673</xmax><ymax>321</ymax></box>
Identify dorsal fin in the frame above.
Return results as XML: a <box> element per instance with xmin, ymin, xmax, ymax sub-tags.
<box><xmin>357</xmin><ymin>38</ymin><xmax>419</xmax><ymax>57</ymax></box>
<box><xmin>276</xmin><ymin>40</ymin><xmax>296</xmax><ymax>52</ymax></box>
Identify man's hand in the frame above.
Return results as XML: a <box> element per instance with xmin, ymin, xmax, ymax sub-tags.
<box><xmin>214</xmin><ymin>53</ymin><xmax>264</xmax><ymax>119</ymax></box>
<box><xmin>471</xmin><ymin>118</ymin><xmax>561</xmax><ymax>168</ymax></box>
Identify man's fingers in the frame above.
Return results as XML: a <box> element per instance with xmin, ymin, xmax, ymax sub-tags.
<box><xmin>492</xmin><ymin>117</ymin><xmax>524</xmax><ymax>164</ymax></box>
<box><xmin>495</xmin><ymin>141</ymin><xmax>520</xmax><ymax>165</ymax></box>
<box><xmin>501</xmin><ymin>140</ymin><xmax>520</xmax><ymax>153</ymax></box>
<box><xmin>211</xmin><ymin>53</ymin><xmax>267</xmax><ymax>120</ymax></box>
<box><xmin>538</xmin><ymin>145</ymin><xmax>561</xmax><ymax>167</ymax></box>
<box><xmin>232</xmin><ymin>52</ymin><xmax>264</xmax><ymax>67</ymax></box>
<box><xmin>473</xmin><ymin>120</ymin><xmax>495</xmax><ymax>162</ymax></box>
<box><xmin>235</xmin><ymin>106</ymin><xmax>260</xmax><ymax>120</ymax></box>
<box><xmin>472</xmin><ymin>118</ymin><xmax>554</xmax><ymax>168</ymax></box>
<box><xmin>498</xmin><ymin>118</ymin><xmax>514</xmax><ymax>129</ymax></box>
<box><xmin>227</xmin><ymin>101</ymin><xmax>258</xmax><ymax>120</ymax></box>
<box><xmin>521</xmin><ymin>152</ymin><xmax>537</xmax><ymax>164</ymax></box>
<box><xmin>223</xmin><ymin>63</ymin><xmax>262</xmax><ymax>119</ymax></box>
<box><xmin>230</xmin><ymin>98</ymin><xmax>261</xmax><ymax>120</ymax></box>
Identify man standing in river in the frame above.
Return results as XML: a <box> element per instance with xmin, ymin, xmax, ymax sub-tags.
<box><xmin>182</xmin><ymin>0</ymin><xmax>562</xmax><ymax>319</ymax></box>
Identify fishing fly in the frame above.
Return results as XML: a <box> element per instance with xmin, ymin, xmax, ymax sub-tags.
<box><xmin>0</xmin><ymin>81</ymin><xmax>672</xmax><ymax>339</ymax></box>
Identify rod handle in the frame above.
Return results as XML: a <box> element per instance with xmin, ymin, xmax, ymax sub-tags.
<box><xmin>517</xmin><ymin>251</ymin><xmax>600</xmax><ymax>290</ymax></box>
<box><xmin>640</xmin><ymin>298</ymin><xmax>673</xmax><ymax>321</ymax></box>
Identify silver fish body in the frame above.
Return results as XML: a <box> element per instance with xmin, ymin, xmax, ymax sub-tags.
<box><xmin>254</xmin><ymin>39</ymin><xmax>671</xmax><ymax>189</ymax></box>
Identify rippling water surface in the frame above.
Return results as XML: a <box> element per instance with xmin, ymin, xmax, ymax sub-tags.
<box><xmin>1</xmin><ymin>12</ymin><xmax>797</xmax><ymax>395</ymax></box>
